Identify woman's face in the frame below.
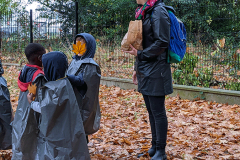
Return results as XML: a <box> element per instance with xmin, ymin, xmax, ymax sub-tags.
<box><xmin>136</xmin><ymin>0</ymin><xmax>148</xmax><ymax>5</ymax></box>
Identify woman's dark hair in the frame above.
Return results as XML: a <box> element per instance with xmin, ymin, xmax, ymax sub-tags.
<box><xmin>25</xmin><ymin>43</ymin><xmax>45</xmax><ymax>61</ymax></box>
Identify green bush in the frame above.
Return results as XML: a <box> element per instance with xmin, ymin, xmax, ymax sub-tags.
<box><xmin>172</xmin><ymin>53</ymin><xmax>214</xmax><ymax>87</ymax></box>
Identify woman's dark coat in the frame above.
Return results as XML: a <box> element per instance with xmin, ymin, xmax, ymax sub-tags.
<box><xmin>135</xmin><ymin>1</ymin><xmax>174</xmax><ymax>96</ymax></box>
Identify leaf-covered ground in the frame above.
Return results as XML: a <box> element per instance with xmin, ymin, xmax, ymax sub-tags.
<box><xmin>1</xmin><ymin>66</ymin><xmax>240</xmax><ymax>159</ymax></box>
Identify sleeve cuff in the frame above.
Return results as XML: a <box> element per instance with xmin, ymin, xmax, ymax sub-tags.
<box><xmin>31</xmin><ymin>101</ymin><xmax>41</xmax><ymax>113</ymax></box>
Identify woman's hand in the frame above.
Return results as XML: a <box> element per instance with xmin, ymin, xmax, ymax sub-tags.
<box><xmin>27</xmin><ymin>93</ymin><xmax>34</xmax><ymax>104</ymax></box>
<box><xmin>132</xmin><ymin>71</ymin><xmax>138</xmax><ymax>85</ymax></box>
<box><xmin>123</xmin><ymin>44</ymin><xmax>138</xmax><ymax>57</ymax></box>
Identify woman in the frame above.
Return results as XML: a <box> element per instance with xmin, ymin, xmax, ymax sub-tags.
<box><xmin>124</xmin><ymin>0</ymin><xmax>174</xmax><ymax>159</ymax></box>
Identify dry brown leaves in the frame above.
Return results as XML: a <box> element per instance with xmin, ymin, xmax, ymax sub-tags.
<box><xmin>1</xmin><ymin>55</ymin><xmax>27</xmax><ymax>65</ymax></box>
<box><xmin>0</xmin><ymin>150</ymin><xmax>12</xmax><ymax>160</ymax></box>
<box><xmin>72</xmin><ymin>41</ymin><xmax>87</xmax><ymax>56</ymax></box>
<box><xmin>89</xmin><ymin>85</ymin><xmax>150</xmax><ymax>159</ymax></box>
<box><xmin>89</xmin><ymin>86</ymin><xmax>240</xmax><ymax>159</ymax></box>
<box><xmin>28</xmin><ymin>83</ymin><xmax>37</xmax><ymax>100</ymax></box>
<box><xmin>1</xmin><ymin>66</ymin><xmax>240</xmax><ymax>159</ymax></box>
<box><xmin>165</xmin><ymin>96</ymin><xmax>240</xmax><ymax>159</ymax></box>
<box><xmin>3</xmin><ymin>66</ymin><xmax>20</xmax><ymax>113</ymax></box>
<box><xmin>28</xmin><ymin>83</ymin><xmax>37</xmax><ymax>95</ymax></box>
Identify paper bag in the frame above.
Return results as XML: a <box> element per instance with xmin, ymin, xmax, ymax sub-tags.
<box><xmin>121</xmin><ymin>20</ymin><xmax>143</xmax><ymax>51</ymax></box>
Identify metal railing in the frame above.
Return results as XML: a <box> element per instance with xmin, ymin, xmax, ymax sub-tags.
<box><xmin>0</xmin><ymin>0</ymin><xmax>239</xmax><ymax>90</ymax></box>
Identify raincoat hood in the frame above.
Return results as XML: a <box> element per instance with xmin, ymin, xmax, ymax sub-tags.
<box><xmin>42</xmin><ymin>51</ymin><xmax>68</xmax><ymax>81</ymax></box>
<box><xmin>17</xmin><ymin>64</ymin><xmax>44</xmax><ymax>92</ymax></box>
<box><xmin>73</xmin><ymin>33</ymin><xmax>96</xmax><ymax>60</ymax></box>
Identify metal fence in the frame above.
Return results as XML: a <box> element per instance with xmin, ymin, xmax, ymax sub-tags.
<box><xmin>0</xmin><ymin>0</ymin><xmax>239</xmax><ymax>90</ymax></box>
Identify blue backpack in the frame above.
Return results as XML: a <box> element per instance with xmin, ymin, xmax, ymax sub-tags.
<box><xmin>167</xmin><ymin>10</ymin><xmax>187</xmax><ymax>63</ymax></box>
<box><xmin>151</xmin><ymin>8</ymin><xmax>187</xmax><ymax>63</ymax></box>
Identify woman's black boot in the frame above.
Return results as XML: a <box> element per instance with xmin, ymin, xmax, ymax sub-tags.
<box><xmin>151</xmin><ymin>148</ymin><xmax>167</xmax><ymax>160</ymax></box>
<box><xmin>148</xmin><ymin>141</ymin><xmax>156</xmax><ymax>157</ymax></box>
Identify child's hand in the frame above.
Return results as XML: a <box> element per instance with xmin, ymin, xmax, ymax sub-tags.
<box><xmin>27</xmin><ymin>93</ymin><xmax>34</xmax><ymax>104</ymax></box>
<box><xmin>67</xmin><ymin>73</ymin><xmax>85</xmax><ymax>87</ymax></box>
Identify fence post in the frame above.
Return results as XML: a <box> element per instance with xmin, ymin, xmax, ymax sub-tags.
<box><xmin>75</xmin><ymin>1</ymin><xmax>78</xmax><ymax>35</ymax></box>
<box><xmin>30</xmin><ymin>9</ymin><xmax>33</xmax><ymax>43</ymax></box>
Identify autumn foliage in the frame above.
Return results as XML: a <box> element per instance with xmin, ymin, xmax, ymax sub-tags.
<box><xmin>27</xmin><ymin>83</ymin><xmax>37</xmax><ymax>100</ymax></box>
<box><xmin>72</xmin><ymin>41</ymin><xmax>86</xmax><ymax>56</ymax></box>
<box><xmin>1</xmin><ymin>66</ymin><xmax>240</xmax><ymax>159</ymax></box>
<box><xmin>89</xmin><ymin>85</ymin><xmax>240</xmax><ymax>159</ymax></box>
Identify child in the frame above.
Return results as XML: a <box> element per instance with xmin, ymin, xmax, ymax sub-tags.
<box><xmin>12</xmin><ymin>43</ymin><xmax>47</xmax><ymax>159</ymax></box>
<box><xmin>67</xmin><ymin>33</ymin><xmax>101</xmax><ymax>141</ymax></box>
<box><xmin>0</xmin><ymin>59</ymin><xmax>12</xmax><ymax>150</ymax></box>
<box><xmin>27</xmin><ymin>51</ymin><xmax>90</xmax><ymax>159</ymax></box>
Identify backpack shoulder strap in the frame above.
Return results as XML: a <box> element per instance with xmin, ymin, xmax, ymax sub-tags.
<box><xmin>151</xmin><ymin>4</ymin><xmax>173</xmax><ymax>22</ymax></box>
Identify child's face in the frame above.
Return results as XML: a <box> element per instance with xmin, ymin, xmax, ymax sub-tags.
<box><xmin>76</xmin><ymin>36</ymin><xmax>87</xmax><ymax>56</ymax></box>
<box><xmin>38</xmin><ymin>51</ymin><xmax>46</xmax><ymax>67</ymax></box>
<box><xmin>76</xmin><ymin>36</ymin><xmax>86</xmax><ymax>44</ymax></box>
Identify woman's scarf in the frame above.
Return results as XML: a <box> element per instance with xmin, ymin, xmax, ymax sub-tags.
<box><xmin>135</xmin><ymin>0</ymin><xmax>158</xmax><ymax>20</ymax></box>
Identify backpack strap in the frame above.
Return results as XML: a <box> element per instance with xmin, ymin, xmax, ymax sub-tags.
<box><xmin>150</xmin><ymin>4</ymin><xmax>170</xmax><ymax>23</ymax></box>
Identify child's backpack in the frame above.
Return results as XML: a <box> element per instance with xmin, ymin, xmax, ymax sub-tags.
<box><xmin>151</xmin><ymin>7</ymin><xmax>187</xmax><ymax>63</ymax></box>
<box><xmin>167</xmin><ymin>10</ymin><xmax>187</xmax><ymax>63</ymax></box>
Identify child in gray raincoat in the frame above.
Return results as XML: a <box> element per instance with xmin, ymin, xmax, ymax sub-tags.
<box><xmin>0</xmin><ymin>59</ymin><xmax>12</xmax><ymax>150</ymax></box>
<box><xmin>27</xmin><ymin>51</ymin><xmax>90</xmax><ymax>160</ymax></box>
<box><xmin>12</xmin><ymin>43</ymin><xmax>46</xmax><ymax>159</ymax></box>
<box><xmin>67</xmin><ymin>33</ymin><xmax>101</xmax><ymax>142</ymax></box>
